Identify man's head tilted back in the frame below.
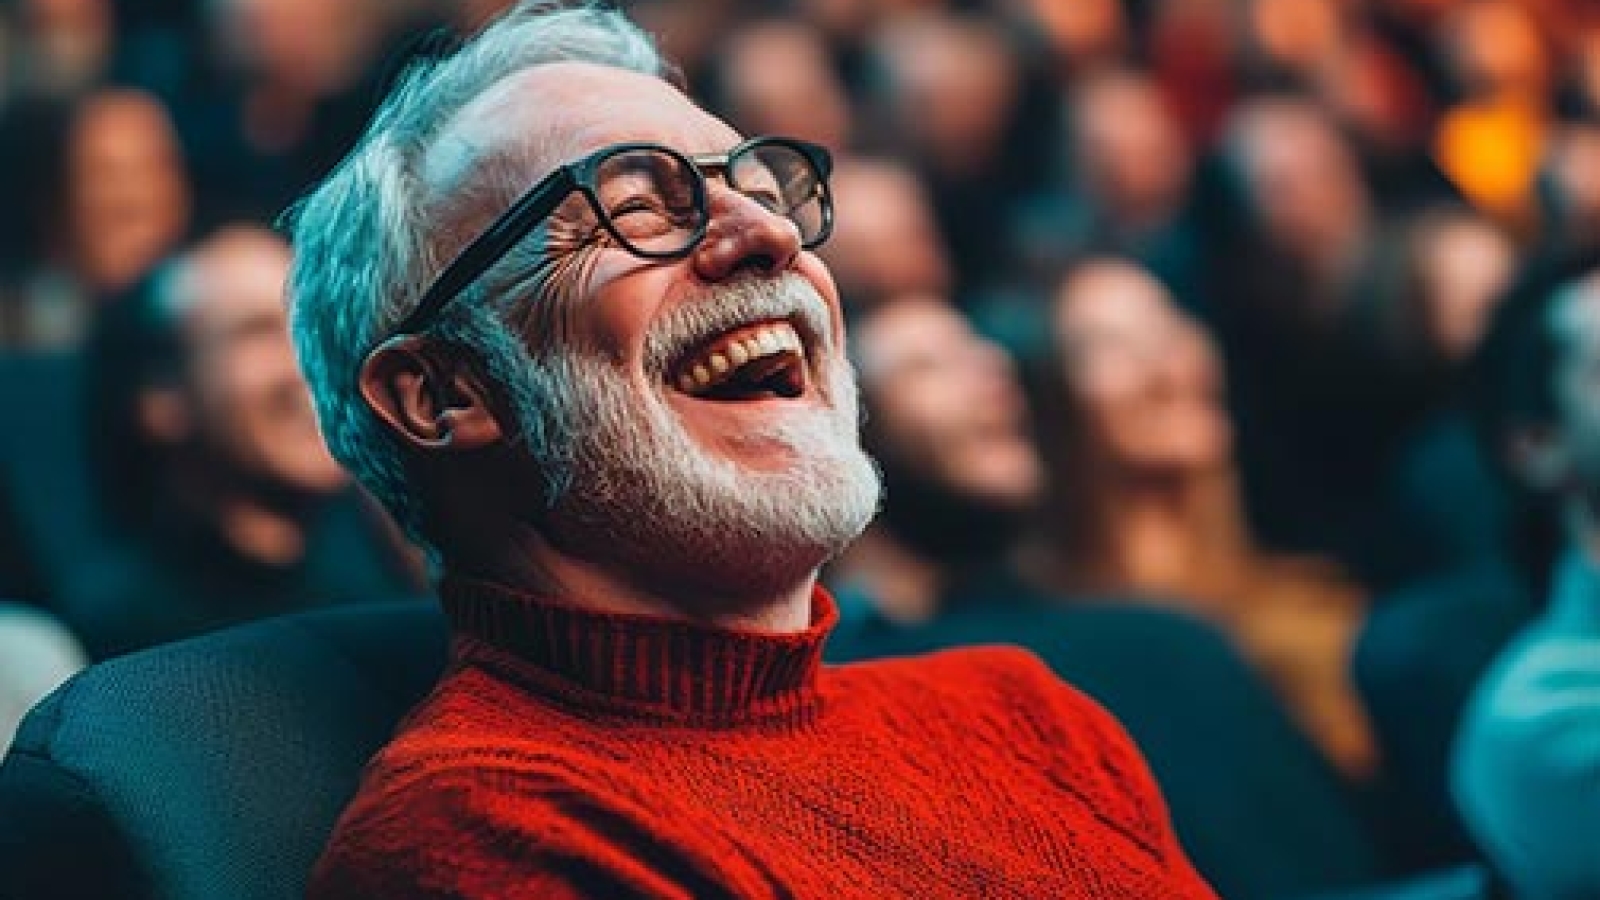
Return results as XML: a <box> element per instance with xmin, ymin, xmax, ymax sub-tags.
<box><xmin>285</xmin><ymin>2</ymin><xmax>880</xmax><ymax>628</ymax></box>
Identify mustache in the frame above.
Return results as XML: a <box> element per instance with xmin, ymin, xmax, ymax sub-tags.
<box><xmin>642</xmin><ymin>274</ymin><xmax>833</xmax><ymax>377</ymax></box>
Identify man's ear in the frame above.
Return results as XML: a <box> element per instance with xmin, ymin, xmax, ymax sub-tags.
<box><xmin>1507</xmin><ymin>425</ymin><xmax>1569</xmax><ymax>491</ymax></box>
<box><xmin>359</xmin><ymin>336</ymin><xmax>505</xmax><ymax>452</ymax></box>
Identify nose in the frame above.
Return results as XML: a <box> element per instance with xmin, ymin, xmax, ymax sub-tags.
<box><xmin>690</xmin><ymin>184</ymin><xmax>802</xmax><ymax>283</ymax></box>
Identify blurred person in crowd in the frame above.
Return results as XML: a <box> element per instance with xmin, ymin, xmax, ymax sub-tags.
<box><xmin>867</xmin><ymin>10</ymin><xmax>1051</xmax><ymax>301</ymax></box>
<box><xmin>997</xmin><ymin>0</ymin><xmax>1127</xmax><ymax>80</ymax></box>
<box><xmin>817</xmin><ymin>156</ymin><xmax>952</xmax><ymax>310</ymax></box>
<box><xmin>1431</xmin><ymin>0</ymin><xmax>1553</xmax><ymax>232</ymax></box>
<box><xmin>702</xmin><ymin>16</ymin><xmax>852</xmax><ymax>155</ymax></box>
<box><xmin>1451</xmin><ymin>254</ymin><xmax>1600</xmax><ymax>900</ymax></box>
<box><xmin>1350</xmin><ymin>255</ymin><xmax>1595</xmax><ymax>875</ymax></box>
<box><xmin>829</xmin><ymin>293</ymin><xmax>1046</xmax><ymax>630</ymax></box>
<box><xmin>1313</xmin><ymin>30</ymin><xmax>1453</xmax><ymax>215</ymax></box>
<box><xmin>66</xmin><ymin>225</ymin><xmax>423</xmax><ymax>659</ymax></box>
<box><xmin>172</xmin><ymin>0</ymin><xmax>396</xmax><ymax>226</ymax></box>
<box><xmin>831</xmin><ymin>292</ymin><xmax>1391</xmax><ymax>900</ymax></box>
<box><xmin>1539</xmin><ymin>117</ymin><xmax>1600</xmax><ymax>251</ymax></box>
<box><xmin>1211</xmin><ymin>93</ymin><xmax>1409</xmax><ymax>577</ymax></box>
<box><xmin>1025</xmin><ymin>257</ymin><xmax>1378</xmax><ymax>781</ymax></box>
<box><xmin>1240</xmin><ymin>0</ymin><xmax>1349</xmax><ymax>87</ymax></box>
<box><xmin>1220</xmin><ymin>94</ymin><xmax>1373</xmax><ymax>301</ymax></box>
<box><xmin>0</xmin><ymin>87</ymin><xmax>191</xmax><ymax>348</ymax></box>
<box><xmin>1145</xmin><ymin>0</ymin><xmax>1239</xmax><ymax>146</ymax></box>
<box><xmin>3</xmin><ymin>0</ymin><xmax>115</xmax><ymax>100</ymax></box>
<box><xmin>290</xmin><ymin>5</ymin><xmax>1216</xmax><ymax>896</ymax></box>
<box><xmin>1368</xmin><ymin>206</ymin><xmax>1518</xmax><ymax>582</ymax></box>
<box><xmin>0</xmin><ymin>603</ymin><xmax>85</xmax><ymax>757</ymax></box>
<box><xmin>1012</xmin><ymin>68</ymin><xmax>1199</xmax><ymax>300</ymax></box>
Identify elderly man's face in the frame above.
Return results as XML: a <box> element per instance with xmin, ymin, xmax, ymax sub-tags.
<box><xmin>432</xmin><ymin>63</ymin><xmax>879</xmax><ymax>598</ymax></box>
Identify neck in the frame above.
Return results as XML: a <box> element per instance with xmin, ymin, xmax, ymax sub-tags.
<box><xmin>215</xmin><ymin>497</ymin><xmax>307</xmax><ymax>568</ymax></box>
<box><xmin>168</xmin><ymin>465</ymin><xmax>313</xmax><ymax>567</ymax></box>
<box><xmin>445</xmin><ymin>516</ymin><xmax>817</xmax><ymax>634</ymax></box>
<box><xmin>1053</xmin><ymin>465</ymin><xmax>1251</xmax><ymax>606</ymax></box>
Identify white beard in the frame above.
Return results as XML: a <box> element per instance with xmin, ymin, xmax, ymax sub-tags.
<box><xmin>515</xmin><ymin>275</ymin><xmax>881</xmax><ymax>606</ymax></box>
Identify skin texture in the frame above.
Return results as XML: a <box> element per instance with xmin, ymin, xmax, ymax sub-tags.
<box><xmin>362</xmin><ymin>63</ymin><xmax>866</xmax><ymax>633</ymax></box>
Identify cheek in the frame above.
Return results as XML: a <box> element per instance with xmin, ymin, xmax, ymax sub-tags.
<box><xmin>529</xmin><ymin>248</ymin><xmax>666</xmax><ymax>368</ymax></box>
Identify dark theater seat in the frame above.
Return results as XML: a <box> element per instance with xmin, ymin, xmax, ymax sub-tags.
<box><xmin>0</xmin><ymin>599</ymin><xmax>446</xmax><ymax>900</ymax></box>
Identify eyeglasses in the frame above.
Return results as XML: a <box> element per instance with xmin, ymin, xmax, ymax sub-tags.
<box><xmin>384</xmin><ymin>135</ymin><xmax>835</xmax><ymax>341</ymax></box>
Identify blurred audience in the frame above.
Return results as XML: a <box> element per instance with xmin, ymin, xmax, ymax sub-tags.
<box><xmin>4</xmin><ymin>0</ymin><xmax>116</xmax><ymax>102</ymax></box>
<box><xmin>703</xmin><ymin>16</ymin><xmax>852</xmax><ymax>154</ymax></box>
<box><xmin>1353</xmin><ymin>255</ymin><xmax>1600</xmax><ymax>873</ymax></box>
<box><xmin>2</xmin><ymin>0</ymin><xmax>1600</xmax><ymax>887</ymax></box>
<box><xmin>62</xmin><ymin>225</ymin><xmax>422</xmax><ymax>658</ymax></box>
<box><xmin>818</xmin><ymin>156</ymin><xmax>952</xmax><ymax>310</ymax></box>
<box><xmin>831</xmin><ymin>291</ymin><xmax>1388</xmax><ymax>900</ymax></box>
<box><xmin>1452</xmin><ymin>255</ymin><xmax>1600</xmax><ymax>899</ymax></box>
<box><xmin>1</xmin><ymin>87</ymin><xmax>191</xmax><ymax>349</ymax></box>
<box><xmin>831</xmin><ymin>293</ymin><xmax>1046</xmax><ymax>629</ymax></box>
<box><xmin>1026</xmin><ymin>257</ymin><xmax>1377</xmax><ymax>781</ymax></box>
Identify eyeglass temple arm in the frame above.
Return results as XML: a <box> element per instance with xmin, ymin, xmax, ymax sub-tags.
<box><xmin>389</xmin><ymin>169</ymin><xmax>578</xmax><ymax>337</ymax></box>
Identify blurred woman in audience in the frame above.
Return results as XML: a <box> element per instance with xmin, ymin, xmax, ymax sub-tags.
<box><xmin>1025</xmin><ymin>256</ymin><xmax>1377</xmax><ymax>781</ymax></box>
<box><xmin>0</xmin><ymin>87</ymin><xmax>190</xmax><ymax>349</ymax></box>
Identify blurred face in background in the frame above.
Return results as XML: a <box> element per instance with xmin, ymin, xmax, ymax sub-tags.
<box><xmin>873</xmin><ymin>13</ymin><xmax>1020</xmax><ymax>177</ymax></box>
<box><xmin>1003</xmin><ymin>0</ymin><xmax>1126</xmax><ymax>72</ymax></box>
<box><xmin>1410</xmin><ymin>211</ymin><xmax>1516</xmax><ymax>362</ymax></box>
<box><xmin>1052</xmin><ymin>261</ymin><xmax>1231</xmax><ymax>477</ymax></box>
<box><xmin>1227</xmin><ymin>97</ymin><xmax>1371</xmax><ymax>273</ymax></box>
<box><xmin>1440</xmin><ymin>0</ymin><xmax>1549</xmax><ymax>97</ymax></box>
<box><xmin>821</xmin><ymin>158</ymin><xmax>952</xmax><ymax>306</ymax></box>
<box><xmin>174</xmin><ymin>230</ymin><xmax>346</xmax><ymax>497</ymax></box>
<box><xmin>857</xmin><ymin>295</ymin><xmax>1043</xmax><ymax>508</ymax></box>
<box><xmin>714</xmin><ymin>19</ymin><xmax>851</xmax><ymax>153</ymax></box>
<box><xmin>66</xmin><ymin>90</ymin><xmax>191</xmax><ymax>293</ymax></box>
<box><xmin>1069</xmin><ymin>70</ymin><xmax>1191</xmax><ymax>231</ymax></box>
<box><xmin>1246</xmin><ymin>0</ymin><xmax>1346</xmax><ymax>77</ymax></box>
<box><xmin>209</xmin><ymin>0</ymin><xmax>382</xmax><ymax>94</ymax></box>
<box><xmin>1544</xmin><ymin>121</ymin><xmax>1600</xmax><ymax>242</ymax></box>
<box><xmin>19</xmin><ymin>0</ymin><xmax>113</xmax><ymax>94</ymax></box>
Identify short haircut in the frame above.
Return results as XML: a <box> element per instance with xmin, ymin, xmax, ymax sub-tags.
<box><xmin>283</xmin><ymin>2</ymin><xmax>665</xmax><ymax>547</ymax></box>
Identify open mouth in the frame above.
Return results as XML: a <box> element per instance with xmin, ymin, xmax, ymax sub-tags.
<box><xmin>670</xmin><ymin>319</ymin><xmax>809</xmax><ymax>401</ymax></box>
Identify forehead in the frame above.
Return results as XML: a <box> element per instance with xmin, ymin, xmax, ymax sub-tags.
<box><xmin>429</xmin><ymin>62</ymin><xmax>742</xmax><ymax>194</ymax></box>
<box><xmin>181</xmin><ymin>241</ymin><xmax>292</xmax><ymax>344</ymax></box>
<box><xmin>1056</xmin><ymin>264</ymin><xmax>1171</xmax><ymax>333</ymax></box>
<box><xmin>859</xmin><ymin>298</ymin><xmax>968</xmax><ymax>372</ymax></box>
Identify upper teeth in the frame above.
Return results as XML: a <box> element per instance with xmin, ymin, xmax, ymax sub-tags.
<box><xmin>677</xmin><ymin>322</ymin><xmax>805</xmax><ymax>393</ymax></box>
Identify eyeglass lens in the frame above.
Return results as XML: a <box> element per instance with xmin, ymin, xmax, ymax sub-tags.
<box><xmin>592</xmin><ymin>142</ymin><xmax>824</xmax><ymax>257</ymax></box>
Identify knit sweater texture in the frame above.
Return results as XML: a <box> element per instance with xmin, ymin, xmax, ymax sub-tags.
<box><xmin>309</xmin><ymin>577</ymin><xmax>1218</xmax><ymax>899</ymax></box>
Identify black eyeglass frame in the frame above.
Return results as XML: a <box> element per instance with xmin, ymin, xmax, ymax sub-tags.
<box><xmin>381</xmin><ymin>135</ymin><xmax>835</xmax><ymax>343</ymax></box>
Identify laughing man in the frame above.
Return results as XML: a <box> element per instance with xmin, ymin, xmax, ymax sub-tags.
<box><xmin>288</xmin><ymin>4</ymin><xmax>1217</xmax><ymax>897</ymax></box>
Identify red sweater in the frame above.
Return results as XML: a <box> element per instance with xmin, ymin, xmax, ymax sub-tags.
<box><xmin>310</xmin><ymin>578</ymin><xmax>1218</xmax><ymax>899</ymax></box>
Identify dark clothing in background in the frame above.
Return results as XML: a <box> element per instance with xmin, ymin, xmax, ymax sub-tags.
<box><xmin>1354</xmin><ymin>559</ymin><xmax>1535</xmax><ymax>873</ymax></box>
<box><xmin>58</xmin><ymin>491</ymin><xmax>423</xmax><ymax>660</ymax></box>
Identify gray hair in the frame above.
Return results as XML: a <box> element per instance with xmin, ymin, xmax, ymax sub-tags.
<box><xmin>282</xmin><ymin>2</ymin><xmax>667</xmax><ymax>549</ymax></box>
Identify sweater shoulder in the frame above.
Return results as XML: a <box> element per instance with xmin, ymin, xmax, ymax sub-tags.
<box><xmin>829</xmin><ymin>644</ymin><xmax>1101</xmax><ymax>721</ymax></box>
<box><xmin>830</xmin><ymin>645</ymin><xmax>1172</xmax><ymax>849</ymax></box>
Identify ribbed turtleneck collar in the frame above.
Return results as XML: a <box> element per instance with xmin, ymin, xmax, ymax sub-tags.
<box><xmin>440</xmin><ymin>576</ymin><xmax>837</xmax><ymax>729</ymax></box>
